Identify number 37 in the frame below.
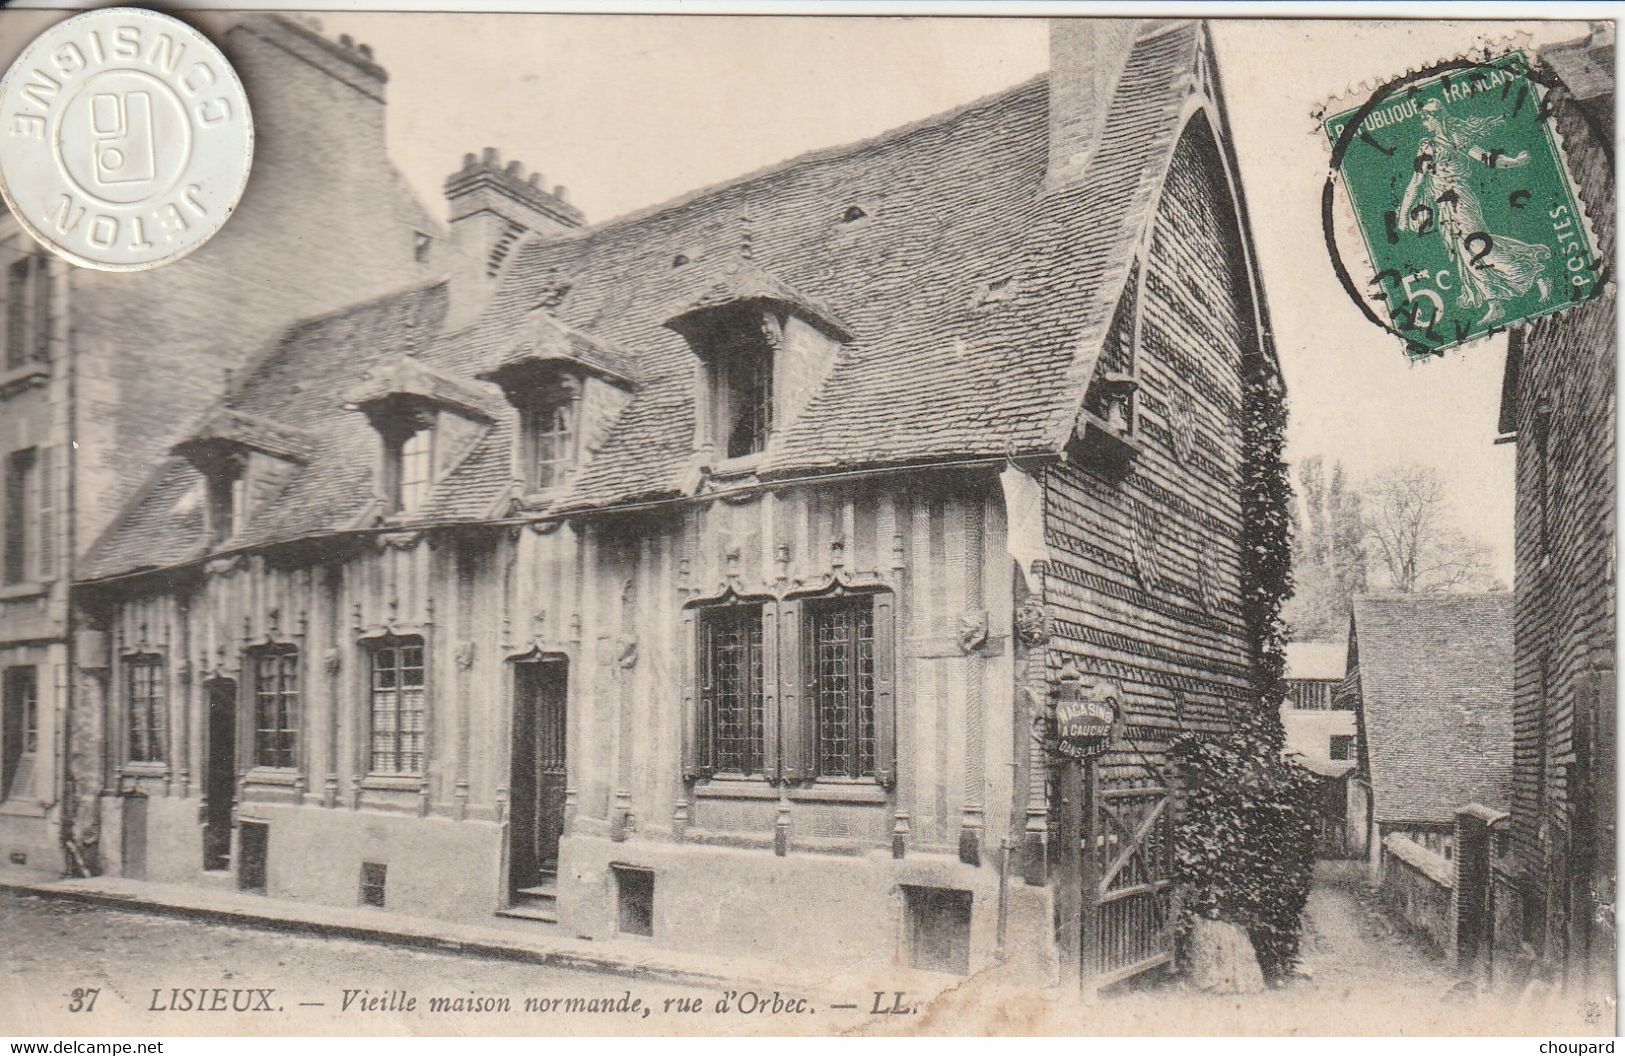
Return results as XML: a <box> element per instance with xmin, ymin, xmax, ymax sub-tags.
<box><xmin>68</xmin><ymin>987</ymin><xmax>100</xmax><ymax>1012</ymax></box>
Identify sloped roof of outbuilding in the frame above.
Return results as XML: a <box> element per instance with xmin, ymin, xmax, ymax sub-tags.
<box><xmin>1351</xmin><ymin>592</ymin><xmax>1515</xmax><ymax>825</ymax></box>
<box><xmin>81</xmin><ymin>20</ymin><xmax>1254</xmax><ymax>582</ymax></box>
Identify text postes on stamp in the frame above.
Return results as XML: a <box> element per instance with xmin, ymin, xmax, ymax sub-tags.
<box><xmin>0</xmin><ymin>7</ymin><xmax>253</xmax><ymax>271</ymax></box>
<box><xmin>1323</xmin><ymin>51</ymin><xmax>1603</xmax><ymax>358</ymax></box>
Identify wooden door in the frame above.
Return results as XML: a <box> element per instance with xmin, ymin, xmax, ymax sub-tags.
<box><xmin>203</xmin><ymin>680</ymin><xmax>237</xmax><ymax>871</ymax></box>
<box><xmin>121</xmin><ymin>793</ymin><xmax>147</xmax><ymax>880</ymax></box>
<box><xmin>509</xmin><ymin>659</ymin><xmax>567</xmax><ymax>894</ymax></box>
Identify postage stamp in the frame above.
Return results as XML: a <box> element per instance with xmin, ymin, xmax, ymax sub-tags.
<box><xmin>1321</xmin><ymin>49</ymin><xmax>1604</xmax><ymax>357</ymax></box>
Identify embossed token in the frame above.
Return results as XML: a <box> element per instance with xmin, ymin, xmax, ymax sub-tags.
<box><xmin>0</xmin><ymin>7</ymin><xmax>253</xmax><ymax>271</ymax></box>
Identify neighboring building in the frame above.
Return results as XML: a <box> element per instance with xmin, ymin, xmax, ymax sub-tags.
<box><xmin>1495</xmin><ymin>24</ymin><xmax>1616</xmax><ymax>989</ymax></box>
<box><xmin>1281</xmin><ymin>637</ymin><xmax>1353</xmax><ymax>767</ymax></box>
<box><xmin>1279</xmin><ymin>637</ymin><xmax>1355</xmax><ymax>855</ymax></box>
<box><xmin>72</xmin><ymin>19</ymin><xmax>1285</xmax><ymax>982</ymax></box>
<box><xmin>1339</xmin><ymin>593</ymin><xmax>1515</xmax><ymax>873</ymax></box>
<box><xmin>0</xmin><ymin>14</ymin><xmax>441</xmax><ymax>875</ymax></box>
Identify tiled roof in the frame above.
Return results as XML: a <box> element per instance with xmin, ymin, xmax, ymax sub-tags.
<box><xmin>346</xmin><ymin>356</ymin><xmax>502</xmax><ymax>421</ymax></box>
<box><xmin>1351</xmin><ymin>593</ymin><xmax>1515</xmax><ymax>825</ymax></box>
<box><xmin>481</xmin><ymin>311</ymin><xmax>638</xmax><ymax>388</ymax></box>
<box><xmin>171</xmin><ymin>408</ymin><xmax>320</xmax><ymax>464</ymax></box>
<box><xmin>663</xmin><ymin>259</ymin><xmax>854</xmax><ymax>342</ymax></box>
<box><xmin>82</xmin><ymin>284</ymin><xmax>456</xmax><ymax>580</ymax></box>
<box><xmin>81</xmin><ymin>20</ymin><xmax>1217</xmax><ymax>581</ymax></box>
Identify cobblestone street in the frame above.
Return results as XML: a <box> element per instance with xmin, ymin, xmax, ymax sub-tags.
<box><xmin>1</xmin><ymin>891</ymin><xmax>723</xmax><ymax>1037</ymax></box>
<box><xmin>899</xmin><ymin>863</ymin><xmax>1611</xmax><ymax>1036</ymax></box>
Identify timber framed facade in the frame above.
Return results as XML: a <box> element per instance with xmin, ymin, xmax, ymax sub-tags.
<box><xmin>0</xmin><ymin>14</ymin><xmax>441</xmax><ymax>880</ymax></box>
<box><xmin>73</xmin><ymin>18</ymin><xmax>1283</xmax><ymax>981</ymax></box>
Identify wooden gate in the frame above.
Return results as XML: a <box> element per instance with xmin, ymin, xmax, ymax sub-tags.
<box><xmin>1083</xmin><ymin>774</ymin><xmax>1177</xmax><ymax>989</ymax></box>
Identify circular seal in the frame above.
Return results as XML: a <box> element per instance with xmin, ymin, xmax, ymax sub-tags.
<box><xmin>0</xmin><ymin>8</ymin><xmax>252</xmax><ymax>271</ymax></box>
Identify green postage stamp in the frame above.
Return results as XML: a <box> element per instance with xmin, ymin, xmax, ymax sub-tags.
<box><xmin>1322</xmin><ymin>50</ymin><xmax>1603</xmax><ymax>357</ymax></box>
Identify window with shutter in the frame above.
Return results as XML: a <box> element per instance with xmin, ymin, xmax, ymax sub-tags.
<box><xmin>3</xmin><ymin>448</ymin><xmax>37</xmax><ymax>585</ymax></box>
<box><xmin>2</xmin><ymin>665</ymin><xmax>38</xmax><ymax>801</ymax></box>
<box><xmin>1</xmin><ymin>255</ymin><xmax>49</xmax><ymax>370</ymax></box>
<box><xmin>35</xmin><ymin>446</ymin><xmax>53</xmax><ymax>581</ymax></box>
<box><xmin>687</xmin><ymin>589</ymin><xmax>895</xmax><ymax>787</ymax></box>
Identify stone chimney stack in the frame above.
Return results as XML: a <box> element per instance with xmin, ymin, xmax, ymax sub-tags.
<box><xmin>444</xmin><ymin>147</ymin><xmax>585</xmax><ymax>279</ymax></box>
<box><xmin>441</xmin><ymin>148</ymin><xmax>584</xmax><ymax>327</ymax></box>
<box><xmin>1047</xmin><ymin>18</ymin><xmax>1141</xmax><ymax>188</ymax></box>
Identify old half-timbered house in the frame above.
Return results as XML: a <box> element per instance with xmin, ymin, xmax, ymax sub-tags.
<box><xmin>1495</xmin><ymin>25</ymin><xmax>1616</xmax><ymax>991</ymax></box>
<box><xmin>74</xmin><ymin>18</ymin><xmax>1282</xmax><ymax>983</ymax></box>
<box><xmin>0</xmin><ymin>14</ymin><xmax>440</xmax><ymax>878</ymax></box>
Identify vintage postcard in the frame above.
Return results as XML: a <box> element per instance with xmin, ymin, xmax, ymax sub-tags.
<box><xmin>0</xmin><ymin>5</ymin><xmax>1614</xmax><ymax>1039</ymax></box>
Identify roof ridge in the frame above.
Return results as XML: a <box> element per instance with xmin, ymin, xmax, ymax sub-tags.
<box><xmin>1355</xmin><ymin>590</ymin><xmax>1512</xmax><ymax>603</ymax></box>
<box><xmin>551</xmin><ymin>24</ymin><xmax>1196</xmax><ymax>243</ymax></box>
<box><xmin>540</xmin><ymin>72</ymin><xmax>1048</xmax><ymax>246</ymax></box>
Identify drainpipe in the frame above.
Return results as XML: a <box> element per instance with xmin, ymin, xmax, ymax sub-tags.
<box><xmin>56</xmin><ymin>257</ymin><xmax>83</xmax><ymax>876</ymax></box>
<box><xmin>996</xmin><ymin>833</ymin><xmax>1012</xmax><ymax>962</ymax></box>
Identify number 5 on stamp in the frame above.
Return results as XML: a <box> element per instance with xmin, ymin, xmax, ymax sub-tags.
<box><xmin>1322</xmin><ymin>50</ymin><xmax>1602</xmax><ymax>357</ymax></box>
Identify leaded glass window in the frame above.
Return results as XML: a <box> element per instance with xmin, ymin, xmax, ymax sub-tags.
<box><xmin>808</xmin><ymin>596</ymin><xmax>876</xmax><ymax>778</ymax></box>
<box><xmin>698</xmin><ymin>604</ymin><xmax>764</xmax><ymax>775</ymax></box>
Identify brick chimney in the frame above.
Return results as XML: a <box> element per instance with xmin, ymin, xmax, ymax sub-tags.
<box><xmin>445</xmin><ymin>148</ymin><xmax>584</xmax><ymax>279</ymax></box>
<box><xmin>1047</xmin><ymin>18</ymin><xmax>1141</xmax><ymax>188</ymax></box>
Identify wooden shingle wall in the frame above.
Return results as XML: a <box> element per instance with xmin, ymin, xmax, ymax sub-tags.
<box><xmin>1505</xmin><ymin>79</ymin><xmax>1616</xmax><ymax>950</ymax></box>
<box><xmin>1042</xmin><ymin>111</ymin><xmax>1257</xmax><ymax>789</ymax></box>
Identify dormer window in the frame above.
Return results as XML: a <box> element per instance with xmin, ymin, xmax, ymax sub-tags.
<box><xmin>347</xmin><ymin>357</ymin><xmax>499</xmax><ymax>520</ymax></box>
<box><xmin>206</xmin><ymin>453</ymin><xmax>247</xmax><ymax>544</ymax></box>
<box><xmin>524</xmin><ymin>389</ymin><xmax>577</xmax><ymax>493</ymax></box>
<box><xmin>172</xmin><ymin>409</ymin><xmax>316</xmax><ymax>549</ymax></box>
<box><xmin>479</xmin><ymin>313</ymin><xmax>636</xmax><ymax>503</ymax></box>
<box><xmin>713</xmin><ymin>309</ymin><xmax>775</xmax><ymax>459</ymax></box>
<box><xmin>663</xmin><ymin>262</ymin><xmax>852</xmax><ymax>468</ymax></box>
<box><xmin>392</xmin><ymin>422</ymin><xmax>434</xmax><ymax>513</ymax></box>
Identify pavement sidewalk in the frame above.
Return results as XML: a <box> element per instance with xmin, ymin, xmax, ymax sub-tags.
<box><xmin>0</xmin><ymin>866</ymin><xmax>946</xmax><ymax>1003</ymax></box>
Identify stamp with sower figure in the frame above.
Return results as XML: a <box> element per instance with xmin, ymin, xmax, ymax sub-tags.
<box><xmin>1320</xmin><ymin>49</ymin><xmax>1604</xmax><ymax>358</ymax></box>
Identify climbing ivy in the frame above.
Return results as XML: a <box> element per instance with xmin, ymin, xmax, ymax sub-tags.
<box><xmin>1171</xmin><ymin>729</ymin><xmax>1319</xmax><ymax>980</ymax></box>
<box><xmin>1239</xmin><ymin>360</ymin><xmax>1293</xmax><ymax>748</ymax></box>
<box><xmin>1171</xmin><ymin>354</ymin><xmax>1317</xmax><ymax>982</ymax></box>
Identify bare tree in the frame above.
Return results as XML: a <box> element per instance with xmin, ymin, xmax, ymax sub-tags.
<box><xmin>1363</xmin><ymin>464</ymin><xmax>1499</xmax><ymax>593</ymax></box>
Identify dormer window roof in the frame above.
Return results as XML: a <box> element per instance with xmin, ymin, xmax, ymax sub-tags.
<box><xmin>170</xmin><ymin>407</ymin><xmax>319</xmax><ymax>466</ymax></box>
<box><xmin>662</xmin><ymin>260</ymin><xmax>853</xmax><ymax>343</ymax></box>
<box><xmin>478</xmin><ymin>312</ymin><xmax>637</xmax><ymax>393</ymax></box>
<box><xmin>345</xmin><ymin>356</ymin><xmax>500</xmax><ymax>425</ymax></box>
<box><xmin>663</xmin><ymin>261</ymin><xmax>852</xmax><ymax>466</ymax></box>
